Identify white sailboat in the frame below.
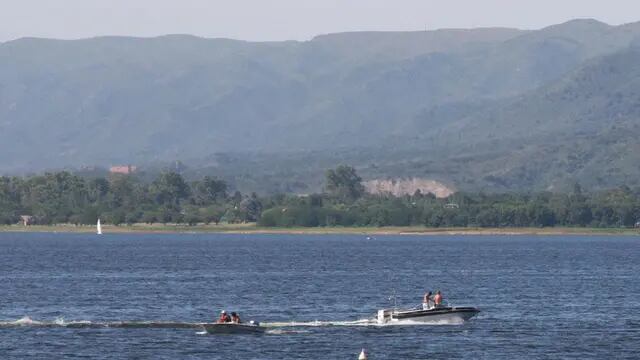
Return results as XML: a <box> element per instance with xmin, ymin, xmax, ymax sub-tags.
<box><xmin>97</xmin><ymin>218</ymin><xmax>102</xmax><ymax>235</ymax></box>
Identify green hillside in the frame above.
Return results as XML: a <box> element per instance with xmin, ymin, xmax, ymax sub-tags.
<box><xmin>1</xmin><ymin>19</ymin><xmax>640</xmax><ymax>193</ymax></box>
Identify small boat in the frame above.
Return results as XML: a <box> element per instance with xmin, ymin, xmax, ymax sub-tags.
<box><xmin>377</xmin><ymin>305</ymin><xmax>479</xmax><ymax>324</ymax></box>
<box><xmin>97</xmin><ymin>218</ymin><xmax>102</xmax><ymax>235</ymax></box>
<box><xmin>201</xmin><ymin>321</ymin><xmax>265</xmax><ymax>334</ymax></box>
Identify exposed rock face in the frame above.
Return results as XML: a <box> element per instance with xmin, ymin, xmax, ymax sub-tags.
<box><xmin>364</xmin><ymin>178</ymin><xmax>455</xmax><ymax>198</ymax></box>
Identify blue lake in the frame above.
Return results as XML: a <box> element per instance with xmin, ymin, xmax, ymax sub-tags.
<box><xmin>1</xmin><ymin>233</ymin><xmax>639</xmax><ymax>359</ymax></box>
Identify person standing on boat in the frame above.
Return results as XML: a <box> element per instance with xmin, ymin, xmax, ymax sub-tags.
<box><xmin>434</xmin><ymin>290</ymin><xmax>443</xmax><ymax>307</ymax></box>
<box><xmin>423</xmin><ymin>291</ymin><xmax>433</xmax><ymax>310</ymax></box>
<box><xmin>231</xmin><ymin>312</ymin><xmax>241</xmax><ymax>323</ymax></box>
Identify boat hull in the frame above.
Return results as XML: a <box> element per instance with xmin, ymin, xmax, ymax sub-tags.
<box><xmin>202</xmin><ymin>323</ymin><xmax>266</xmax><ymax>334</ymax></box>
<box><xmin>378</xmin><ymin>306</ymin><xmax>480</xmax><ymax>324</ymax></box>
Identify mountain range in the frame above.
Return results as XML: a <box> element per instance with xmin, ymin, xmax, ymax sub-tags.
<box><xmin>1</xmin><ymin>19</ymin><xmax>640</xmax><ymax>193</ymax></box>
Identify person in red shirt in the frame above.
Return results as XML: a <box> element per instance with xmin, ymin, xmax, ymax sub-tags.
<box><xmin>217</xmin><ymin>310</ymin><xmax>231</xmax><ymax>323</ymax></box>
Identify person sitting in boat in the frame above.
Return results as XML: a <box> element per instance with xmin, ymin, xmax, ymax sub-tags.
<box><xmin>434</xmin><ymin>290</ymin><xmax>443</xmax><ymax>307</ymax></box>
<box><xmin>217</xmin><ymin>310</ymin><xmax>231</xmax><ymax>323</ymax></box>
<box><xmin>231</xmin><ymin>312</ymin><xmax>241</xmax><ymax>323</ymax></box>
<box><xmin>422</xmin><ymin>291</ymin><xmax>433</xmax><ymax>310</ymax></box>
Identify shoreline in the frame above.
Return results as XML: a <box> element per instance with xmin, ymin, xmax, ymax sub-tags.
<box><xmin>0</xmin><ymin>224</ymin><xmax>639</xmax><ymax>236</ymax></box>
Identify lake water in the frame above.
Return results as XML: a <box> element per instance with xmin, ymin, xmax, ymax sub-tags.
<box><xmin>0</xmin><ymin>233</ymin><xmax>638</xmax><ymax>359</ymax></box>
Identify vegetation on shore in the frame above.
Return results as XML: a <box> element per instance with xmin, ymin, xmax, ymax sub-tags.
<box><xmin>1</xmin><ymin>223</ymin><xmax>638</xmax><ymax>236</ymax></box>
<box><xmin>1</xmin><ymin>166</ymin><xmax>640</xmax><ymax>231</ymax></box>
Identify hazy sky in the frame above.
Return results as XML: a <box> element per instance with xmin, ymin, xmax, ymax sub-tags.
<box><xmin>1</xmin><ymin>0</ymin><xmax>639</xmax><ymax>42</ymax></box>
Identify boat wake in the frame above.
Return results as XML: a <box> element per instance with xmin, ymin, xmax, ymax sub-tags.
<box><xmin>0</xmin><ymin>316</ymin><xmax>206</xmax><ymax>329</ymax></box>
<box><xmin>1</xmin><ymin>316</ymin><xmax>465</xmax><ymax>330</ymax></box>
<box><xmin>264</xmin><ymin>317</ymin><xmax>464</xmax><ymax>327</ymax></box>
<box><xmin>263</xmin><ymin>319</ymin><xmax>373</xmax><ymax>328</ymax></box>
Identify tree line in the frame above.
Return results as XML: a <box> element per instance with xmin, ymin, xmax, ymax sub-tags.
<box><xmin>0</xmin><ymin>171</ymin><xmax>257</xmax><ymax>226</ymax></box>
<box><xmin>1</xmin><ymin>166</ymin><xmax>639</xmax><ymax>228</ymax></box>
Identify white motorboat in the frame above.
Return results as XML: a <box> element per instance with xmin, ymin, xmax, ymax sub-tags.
<box><xmin>377</xmin><ymin>305</ymin><xmax>479</xmax><ymax>324</ymax></box>
<box><xmin>201</xmin><ymin>321</ymin><xmax>265</xmax><ymax>334</ymax></box>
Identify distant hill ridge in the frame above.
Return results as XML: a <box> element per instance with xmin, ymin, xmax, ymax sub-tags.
<box><xmin>1</xmin><ymin>19</ymin><xmax>640</xmax><ymax>192</ymax></box>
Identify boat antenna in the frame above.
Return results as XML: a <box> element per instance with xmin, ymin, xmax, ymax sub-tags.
<box><xmin>388</xmin><ymin>289</ymin><xmax>398</xmax><ymax>311</ymax></box>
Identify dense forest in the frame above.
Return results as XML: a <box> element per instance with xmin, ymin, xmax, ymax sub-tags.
<box><xmin>3</xmin><ymin>21</ymin><xmax>640</xmax><ymax>193</ymax></box>
<box><xmin>1</xmin><ymin>166</ymin><xmax>639</xmax><ymax>228</ymax></box>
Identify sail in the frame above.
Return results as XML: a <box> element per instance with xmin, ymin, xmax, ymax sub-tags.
<box><xmin>97</xmin><ymin>219</ymin><xmax>102</xmax><ymax>235</ymax></box>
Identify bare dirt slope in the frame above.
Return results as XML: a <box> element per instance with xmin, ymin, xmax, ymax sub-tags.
<box><xmin>364</xmin><ymin>178</ymin><xmax>455</xmax><ymax>198</ymax></box>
